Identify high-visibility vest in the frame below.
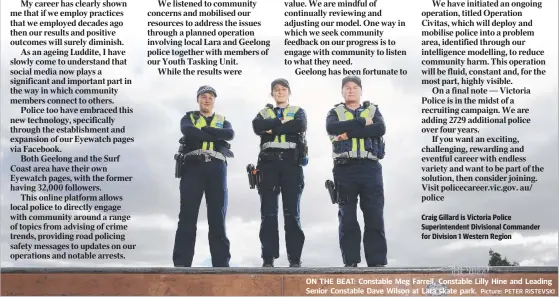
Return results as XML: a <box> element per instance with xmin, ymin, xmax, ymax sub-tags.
<box><xmin>329</xmin><ymin>103</ymin><xmax>378</xmax><ymax>160</ymax></box>
<box><xmin>188</xmin><ymin>113</ymin><xmax>227</xmax><ymax>160</ymax></box>
<box><xmin>258</xmin><ymin>105</ymin><xmax>300</xmax><ymax>150</ymax></box>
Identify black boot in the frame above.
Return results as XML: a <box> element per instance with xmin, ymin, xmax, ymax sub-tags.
<box><xmin>344</xmin><ymin>263</ymin><xmax>357</xmax><ymax>267</ymax></box>
<box><xmin>289</xmin><ymin>261</ymin><xmax>301</xmax><ymax>267</ymax></box>
<box><xmin>262</xmin><ymin>258</ymin><xmax>274</xmax><ymax>267</ymax></box>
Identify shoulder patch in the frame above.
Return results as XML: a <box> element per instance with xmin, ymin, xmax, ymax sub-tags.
<box><xmin>286</xmin><ymin>105</ymin><xmax>299</xmax><ymax>117</ymax></box>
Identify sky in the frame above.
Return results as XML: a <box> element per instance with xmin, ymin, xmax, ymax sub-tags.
<box><xmin>1</xmin><ymin>0</ymin><xmax>557</xmax><ymax>268</ymax></box>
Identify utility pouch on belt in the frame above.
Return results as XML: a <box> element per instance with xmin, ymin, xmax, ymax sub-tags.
<box><xmin>174</xmin><ymin>138</ymin><xmax>189</xmax><ymax>178</ymax></box>
<box><xmin>217</xmin><ymin>140</ymin><xmax>231</xmax><ymax>150</ymax></box>
<box><xmin>377</xmin><ymin>137</ymin><xmax>386</xmax><ymax>159</ymax></box>
<box><xmin>297</xmin><ymin>134</ymin><xmax>309</xmax><ymax>166</ymax></box>
<box><xmin>363</xmin><ymin>101</ymin><xmax>386</xmax><ymax>160</ymax></box>
<box><xmin>246</xmin><ymin>164</ymin><xmax>259</xmax><ymax>189</ymax></box>
<box><xmin>174</xmin><ymin>153</ymin><xmax>183</xmax><ymax>178</ymax></box>
<box><xmin>325</xmin><ymin>180</ymin><xmax>338</xmax><ymax>204</ymax></box>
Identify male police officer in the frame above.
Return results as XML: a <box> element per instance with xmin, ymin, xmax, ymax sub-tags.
<box><xmin>173</xmin><ymin>85</ymin><xmax>234</xmax><ymax>267</ymax></box>
<box><xmin>326</xmin><ymin>76</ymin><xmax>387</xmax><ymax>267</ymax></box>
<box><xmin>252</xmin><ymin>78</ymin><xmax>308</xmax><ymax>267</ymax></box>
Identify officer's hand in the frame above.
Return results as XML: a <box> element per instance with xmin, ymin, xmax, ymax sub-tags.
<box><xmin>281</xmin><ymin>118</ymin><xmax>289</xmax><ymax>124</ymax></box>
<box><xmin>336</xmin><ymin>133</ymin><xmax>348</xmax><ymax>141</ymax></box>
<box><xmin>266</xmin><ymin>130</ymin><xmax>273</xmax><ymax>134</ymax></box>
<box><xmin>365</xmin><ymin>118</ymin><xmax>374</xmax><ymax>125</ymax></box>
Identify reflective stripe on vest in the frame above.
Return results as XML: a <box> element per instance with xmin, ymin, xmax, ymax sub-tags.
<box><xmin>190</xmin><ymin>113</ymin><xmax>226</xmax><ymax>157</ymax></box>
<box><xmin>259</xmin><ymin>105</ymin><xmax>300</xmax><ymax>150</ymax></box>
<box><xmin>329</xmin><ymin>104</ymin><xmax>378</xmax><ymax>160</ymax></box>
<box><xmin>184</xmin><ymin>149</ymin><xmax>226</xmax><ymax>161</ymax></box>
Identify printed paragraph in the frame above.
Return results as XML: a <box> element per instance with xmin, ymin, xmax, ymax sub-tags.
<box><xmin>420</xmin><ymin>213</ymin><xmax>542</xmax><ymax>241</ymax></box>
<box><xmin>419</xmin><ymin>0</ymin><xmax>547</xmax><ymax>204</ymax></box>
<box><xmin>7</xmin><ymin>0</ymin><xmax>136</xmax><ymax>262</ymax></box>
<box><xmin>147</xmin><ymin>0</ymin><xmax>268</xmax><ymax>75</ymax></box>
<box><xmin>418</xmin><ymin>0</ymin><xmax>548</xmax><ymax>243</ymax></box>
<box><xmin>284</xmin><ymin>0</ymin><xmax>407</xmax><ymax>77</ymax></box>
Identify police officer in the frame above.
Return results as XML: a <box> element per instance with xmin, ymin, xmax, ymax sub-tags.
<box><xmin>326</xmin><ymin>76</ymin><xmax>387</xmax><ymax>267</ymax></box>
<box><xmin>173</xmin><ymin>85</ymin><xmax>234</xmax><ymax>267</ymax></box>
<box><xmin>252</xmin><ymin>78</ymin><xmax>308</xmax><ymax>267</ymax></box>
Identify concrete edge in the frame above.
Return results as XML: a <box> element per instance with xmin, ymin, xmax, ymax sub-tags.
<box><xmin>1</xmin><ymin>266</ymin><xmax>557</xmax><ymax>274</ymax></box>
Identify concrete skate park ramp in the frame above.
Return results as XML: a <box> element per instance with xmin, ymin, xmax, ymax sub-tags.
<box><xmin>2</xmin><ymin>267</ymin><xmax>557</xmax><ymax>296</ymax></box>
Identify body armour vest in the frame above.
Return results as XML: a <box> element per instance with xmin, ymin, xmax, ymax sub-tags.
<box><xmin>190</xmin><ymin>112</ymin><xmax>225</xmax><ymax>151</ymax></box>
<box><xmin>258</xmin><ymin>105</ymin><xmax>301</xmax><ymax>150</ymax></box>
<box><xmin>329</xmin><ymin>103</ymin><xmax>381</xmax><ymax>160</ymax></box>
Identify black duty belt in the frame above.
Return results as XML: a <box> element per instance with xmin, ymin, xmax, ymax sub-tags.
<box><xmin>334</xmin><ymin>158</ymin><xmax>377</xmax><ymax>166</ymax></box>
<box><xmin>184</xmin><ymin>154</ymin><xmax>224</xmax><ymax>163</ymax></box>
<box><xmin>259</xmin><ymin>150</ymin><xmax>296</xmax><ymax>162</ymax></box>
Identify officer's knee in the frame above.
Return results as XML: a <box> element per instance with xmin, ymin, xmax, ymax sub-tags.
<box><xmin>283</xmin><ymin>211</ymin><xmax>300</xmax><ymax>220</ymax></box>
<box><xmin>178</xmin><ymin>222</ymin><xmax>197</xmax><ymax>234</ymax></box>
<box><xmin>178</xmin><ymin>211</ymin><xmax>195</xmax><ymax>221</ymax></box>
<box><xmin>261</xmin><ymin>213</ymin><xmax>278</xmax><ymax>219</ymax></box>
<box><xmin>283</xmin><ymin>204</ymin><xmax>299</xmax><ymax>214</ymax></box>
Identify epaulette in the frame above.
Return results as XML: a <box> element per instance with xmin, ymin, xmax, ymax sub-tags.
<box><xmin>334</xmin><ymin>102</ymin><xmax>344</xmax><ymax>107</ymax></box>
<box><xmin>187</xmin><ymin>111</ymin><xmax>200</xmax><ymax>121</ymax></box>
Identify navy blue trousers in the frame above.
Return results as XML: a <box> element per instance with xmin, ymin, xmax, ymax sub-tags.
<box><xmin>258</xmin><ymin>160</ymin><xmax>305</xmax><ymax>263</ymax></box>
<box><xmin>333</xmin><ymin>160</ymin><xmax>387</xmax><ymax>266</ymax></box>
<box><xmin>173</xmin><ymin>159</ymin><xmax>231</xmax><ymax>267</ymax></box>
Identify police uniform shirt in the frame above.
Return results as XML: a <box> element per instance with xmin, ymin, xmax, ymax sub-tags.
<box><xmin>275</xmin><ymin>107</ymin><xmax>284</xmax><ymax>119</ymax></box>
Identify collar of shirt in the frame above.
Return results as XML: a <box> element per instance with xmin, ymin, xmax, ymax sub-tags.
<box><xmin>274</xmin><ymin>107</ymin><xmax>284</xmax><ymax>118</ymax></box>
<box><xmin>195</xmin><ymin>111</ymin><xmax>214</xmax><ymax>122</ymax></box>
<box><xmin>344</xmin><ymin>104</ymin><xmax>363</xmax><ymax>114</ymax></box>
<box><xmin>204</xmin><ymin>115</ymin><xmax>214</xmax><ymax>123</ymax></box>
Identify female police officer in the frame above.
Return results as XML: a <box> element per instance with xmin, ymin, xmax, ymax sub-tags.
<box><xmin>252</xmin><ymin>78</ymin><xmax>308</xmax><ymax>267</ymax></box>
